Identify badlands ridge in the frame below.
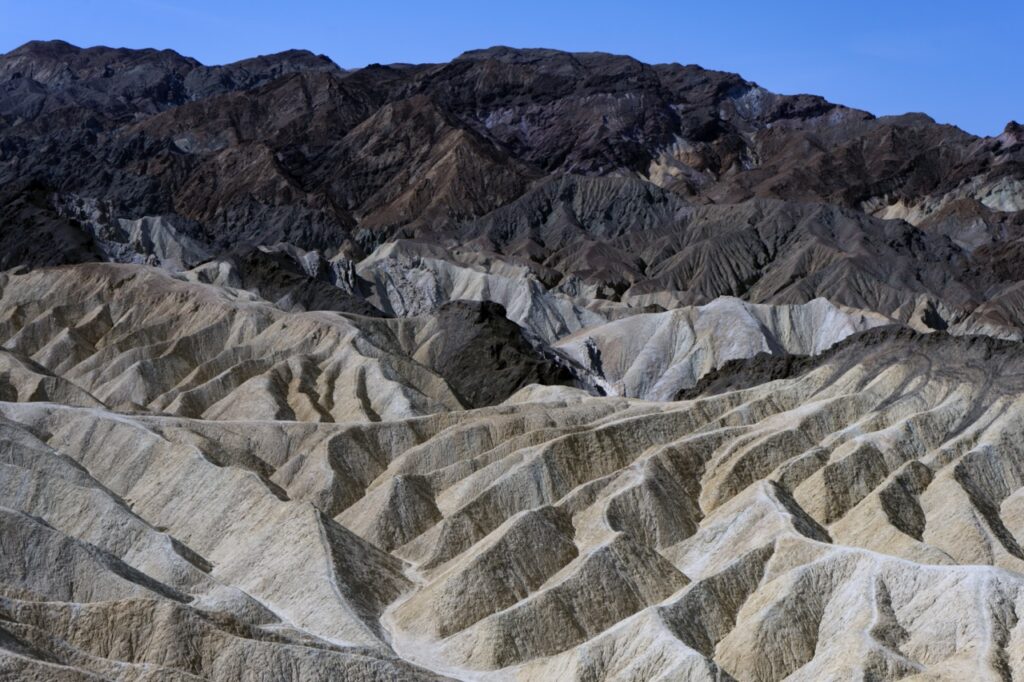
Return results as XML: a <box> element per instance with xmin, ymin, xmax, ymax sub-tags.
<box><xmin>1</xmin><ymin>41</ymin><xmax>1024</xmax><ymax>680</ymax></box>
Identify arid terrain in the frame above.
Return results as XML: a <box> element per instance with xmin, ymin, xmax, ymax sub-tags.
<box><xmin>2</xmin><ymin>41</ymin><xmax>1024</xmax><ymax>681</ymax></box>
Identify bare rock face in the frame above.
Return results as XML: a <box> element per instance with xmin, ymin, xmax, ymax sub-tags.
<box><xmin>4</xmin><ymin>40</ymin><xmax>1024</xmax><ymax>682</ymax></box>
<box><xmin>3</xmin><ymin>41</ymin><xmax>1024</xmax><ymax>336</ymax></box>
<box><xmin>5</xmin><ymin>263</ymin><xmax>1024</xmax><ymax>680</ymax></box>
<box><xmin>556</xmin><ymin>297</ymin><xmax>889</xmax><ymax>400</ymax></box>
<box><xmin>374</xmin><ymin>299</ymin><xmax>589</xmax><ymax>407</ymax></box>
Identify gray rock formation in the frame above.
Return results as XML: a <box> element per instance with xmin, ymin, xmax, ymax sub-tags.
<box><xmin>2</xmin><ymin>265</ymin><xmax>1024</xmax><ymax>680</ymax></box>
<box><xmin>555</xmin><ymin>297</ymin><xmax>889</xmax><ymax>400</ymax></box>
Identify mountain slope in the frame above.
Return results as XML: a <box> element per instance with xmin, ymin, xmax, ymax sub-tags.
<box><xmin>3</xmin><ymin>41</ymin><xmax>1024</xmax><ymax>682</ymax></box>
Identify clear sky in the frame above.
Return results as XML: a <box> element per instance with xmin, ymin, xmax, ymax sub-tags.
<box><xmin>2</xmin><ymin>0</ymin><xmax>1020</xmax><ymax>136</ymax></box>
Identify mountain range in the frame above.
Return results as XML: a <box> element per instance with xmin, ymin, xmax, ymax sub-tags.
<box><xmin>2</xmin><ymin>40</ymin><xmax>1024</xmax><ymax>681</ymax></box>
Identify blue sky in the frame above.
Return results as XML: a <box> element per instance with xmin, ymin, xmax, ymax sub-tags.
<box><xmin>2</xmin><ymin>0</ymin><xmax>1020</xmax><ymax>136</ymax></box>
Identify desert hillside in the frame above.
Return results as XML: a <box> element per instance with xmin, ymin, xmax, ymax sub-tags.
<box><xmin>2</xmin><ymin>41</ymin><xmax>1024</xmax><ymax>680</ymax></box>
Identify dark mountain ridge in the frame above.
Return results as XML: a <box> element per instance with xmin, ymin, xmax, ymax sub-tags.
<box><xmin>1</xmin><ymin>40</ymin><xmax>1022</xmax><ymax>335</ymax></box>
